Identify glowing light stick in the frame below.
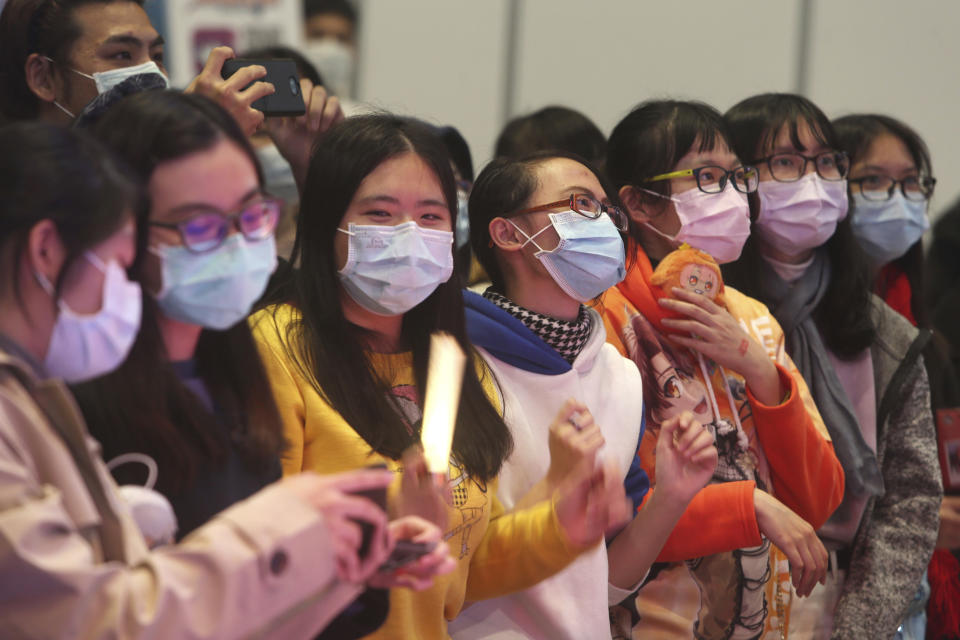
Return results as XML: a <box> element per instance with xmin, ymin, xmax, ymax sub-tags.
<box><xmin>420</xmin><ymin>332</ymin><xmax>466</xmax><ymax>475</ymax></box>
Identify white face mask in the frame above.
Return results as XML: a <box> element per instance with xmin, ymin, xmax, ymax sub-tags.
<box><xmin>850</xmin><ymin>191</ymin><xmax>929</xmax><ymax>265</ymax></box>
<box><xmin>755</xmin><ymin>173</ymin><xmax>848</xmax><ymax>257</ymax></box>
<box><xmin>303</xmin><ymin>39</ymin><xmax>355</xmax><ymax>97</ymax></box>
<box><xmin>44</xmin><ymin>58</ymin><xmax>169</xmax><ymax>119</ymax></box>
<box><xmin>640</xmin><ymin>185</ymin><xmax>751</xmax><ymax>264</ymax></box>
<box><xmin>107</xmin><ymin>452</ymin><xmax>178</xmax><ymax>547</ymax></box>
<box><xmin>337</xmin><ymin>221</ymin><xmax>454</xmax><ymax>316</ymax></box>
<box><xmin>36</xmin><ymin>252</ymin><xmax>142</xmax><ymax>383</ymax></box>
<box><xmin>76</xmin><ymin>60</ymin><xmax>169</xmax><ymax>95</ymax></box>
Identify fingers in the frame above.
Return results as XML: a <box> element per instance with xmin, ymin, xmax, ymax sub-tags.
<box><xmin>552</xmin><ymin>398</ymin><xmax>589</xmax><ymax>427</ymax></box>
<box><xmin>327</xmin><ymin>516</ymin><xmax>363</xmax><ymax>581</ymax></box>
<box><xmin>660</xmin><ymin>317</ymin><xmax>713</xmax><ymax>336</ymax></box>
<box><xmin>658</xmin><ymin>295</ymin><xmax>716</xmax><ymax>326</ymax></box>
<box><xmin>668</xmin><ymin>286</ymin><xmax>724</xmax><ymax>314</ymax></box>
<box><xmin>222</xmin><ymin>63</ymin><xmax>268</xmax><ymax>93</ymax></box>
<box><xmin>387</xmin><ymin>515</ymin><xmax>442</xmax><ymax>543</ymax></box>
<box><xmin>198</xmin><ymin>46</ymin><xmax>235</xmax><ymax>80</ymax></box>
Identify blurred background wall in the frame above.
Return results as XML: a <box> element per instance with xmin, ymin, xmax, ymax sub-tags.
<box><xmin>124</xmin><ymin>0</ymin><xmax>960</xmax><ymax>220</ymax></box>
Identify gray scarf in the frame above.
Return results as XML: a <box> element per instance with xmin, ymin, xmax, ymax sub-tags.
<box><xmin>758</xmin><ymin>251</ymin><xmax>884</xmax><ymax>501</ymax></box>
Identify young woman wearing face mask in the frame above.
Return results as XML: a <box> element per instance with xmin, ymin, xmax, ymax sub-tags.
<box><xmin>250</xmin><ymin>114</ymin><xmax>627</xmax><ymax>640</ymax></box>
<box><xmin>723</xmin><ymin>93</ymin><xmax>942</xmax><ymax>640</ymax></box>
<box><xmin>834</xmin><ymin>113</ymin><xmax>960</xmax><ymax>640</ymax></box>
<box><xmin>0</xmin><ymin>120</ymin><xmax>423</xmax><ymax>638</ymax></box>
<box><xmin>445</xmin><ymin>151</ymin><xmax>717</xmax><ymax>640</ymax></box>
<box><xmin>602</xmin><ymin>99</ymin><xmax>843</xmax><ymax>640</ymax></box>
<box><xmin>69</xmin><ymin>91</ymin><xmax>452</xmax><ymax>639</ymax></box>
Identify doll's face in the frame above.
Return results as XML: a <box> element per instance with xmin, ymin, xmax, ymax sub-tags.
<box><xmin>679</xmin><ymin>263</ymin><xmax>719</xmax><ymax>299</ymax></box>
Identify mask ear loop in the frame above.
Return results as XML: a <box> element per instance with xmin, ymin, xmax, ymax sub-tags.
<box><xmin>506</xmin><ymin>218</ymin><xmax>552</xmax><ymax>254</ymax></box>
<box><xmin>632</xmin><ymin>187</ymin><xmax>684</xmax><ymax>246</ymax></box>
<box><xmin>107</xmin><ymin>452</ymin><xmax>159</xmax><ymax>490</ymax></box>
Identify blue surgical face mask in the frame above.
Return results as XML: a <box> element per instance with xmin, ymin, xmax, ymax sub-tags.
<box><xmin>510</xmin><ymin>210</ymin><xmax>626</xmax><ymax>302</ymax></box>
<box><xmin>850</xmin><ymin>191</ymin><xmax>929</xmax><ymax>265</ymax></box>
<box><xmin>150</xmin><ymin>233</ymin><xmax>277</xmax><ymax>330</ymax></box>
<box><xmin>337</xmin><ymin>221</ymin><xmax>455</xmax><ymax>316</ymax></box>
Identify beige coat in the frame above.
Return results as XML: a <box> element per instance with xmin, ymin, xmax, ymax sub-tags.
<box><xmin>0</xmin><ymin>345</ymin><xmax>363</xmax><ymax>639</ymax></box>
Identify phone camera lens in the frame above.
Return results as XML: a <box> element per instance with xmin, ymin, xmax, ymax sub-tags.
<box><xmin>289</xmin><ymin>76</ymin><xmax>299</xmax><ymax>95</ymax></box>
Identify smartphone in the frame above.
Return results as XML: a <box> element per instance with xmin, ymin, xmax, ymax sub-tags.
<box><xmin>379</xmin><ymin>539</ymin><xmax>437</xmax><ymax>573</ymax></box>
<box><xmin>349</xmin><ymin>464</ymin><xmax>389</xmax><ymax>560</ymax></box>
<box><xmin>220</xmin><ymin>58</ymin><xmax>306</xmax><ymax>117</ymax></box>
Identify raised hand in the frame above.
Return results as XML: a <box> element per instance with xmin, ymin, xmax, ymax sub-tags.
<box><xmin>546</xmin><ymin>399</ymin><xmax>605</xmax><ymax>488</ymax></box>
<box><xmin>555</xmin><ymin>457</ymin><xmax>632</xmax><ymax>548</ymax></box>
<box><xmin>263</xmin><ymin>78</ymin><xmax>344</xmax><ymax>191</ymax></box>
<box><xmin>185</xmin><ymin>47</ymin><xmax>274</xmax><ymax>136</ymax></box>
<box><xmin>754</xmin><ymin>488</ymin><xmax>827</xmax><ymax>596</ymax></box>
<box><xmin>654</xmin><ymin>411</ymin><xmax>718</xmax><ymax>503</ymax></box>
<box><xmin>391</xmin><ymin>446</ymin><xmax>450</xmax><ymax>531</ymax></box>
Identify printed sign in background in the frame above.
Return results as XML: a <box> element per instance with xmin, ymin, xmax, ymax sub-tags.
<box><xmin>154</xmin><ymin>0</ymin><xmax>304</xmax><ymax>87</ymax></box>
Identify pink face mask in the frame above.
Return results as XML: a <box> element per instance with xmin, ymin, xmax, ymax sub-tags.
<box><xmin>755</xmin><ymin>173</ymin><xmax>848</xmax><ymax>257</ymax></box>
<box><xmin>640</xmin><ymin>185</ymin><xmax>751</xmax><ymax>264</ymax></box>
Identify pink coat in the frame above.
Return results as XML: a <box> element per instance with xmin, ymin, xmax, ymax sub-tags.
<box><xmin>0</xmin><ymin>346</ymin><xmax>362</xmax><ymax>639</ymax></box>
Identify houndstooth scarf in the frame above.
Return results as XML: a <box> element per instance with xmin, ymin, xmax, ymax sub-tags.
<box><xmin>483</xmin><ymin>289</ymin><xmax>592</xmax><ymax>364</ymax></box>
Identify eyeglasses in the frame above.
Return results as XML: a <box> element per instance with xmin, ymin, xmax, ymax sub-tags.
<box><xmin>149</xmin><ymin>196</ymin><xmax>281</xmax><ymax>253</ymax></box>
<box><xmin>644</xmin><ymin>165</ymin><xmax>759</xmax><ymax>194</ymax></box>
<box><xmin>848</xmin><ymin>174</ymin><xmax>936</xmax><ymax>202</ymax></box>
<box><xmin>512</xmin><ymin>193</ymin><xmax>629</xmax><ymax>232</ymax></box>
<box><xmin>753</xmin><ymin>151</ymin><xmax>849</xmax><ymax>182</ymax></box>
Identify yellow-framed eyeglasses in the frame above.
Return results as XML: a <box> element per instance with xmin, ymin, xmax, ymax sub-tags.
<box><xmin>646</xmin><ymin>165</ymin><xmax>759</xmax><ymax>194</ymax></box>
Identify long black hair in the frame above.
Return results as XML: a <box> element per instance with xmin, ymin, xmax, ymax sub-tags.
<box><xmin>0</xmin><ymin>121</ymin><xmax>138</xmax><ymax>302</ymax></box>
<box><xmin>723</xmin><ymin>93</ymin><xmax>876</xmax><ymax>357</ymax></box>
<box><xmin>266</xmin><ymin>113</ymin><xmax>512</xmax><ymax>481</ymax></box>
<box><xmin>71</xmin><ymin>91</ymin><xmax>284</xmax><ymax>495</ymax></box>
<box><xmin>834</xmin><ymin>113</ymin><xmax>932</xmax><ymax>327</ymax></box>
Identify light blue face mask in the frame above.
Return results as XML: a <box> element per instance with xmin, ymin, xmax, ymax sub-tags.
<box><xmin>150</xmin><ymin>233</ymin><xmax>277</xmax><ymax>330</ymax></box>
<box><xmin>850</xmin><ymin>191</ymin><xmax>929</xmax><ymax>265</ymax></box>
<box><xmin>337</xmin><ymin>221</ymin><xmax>454</xmax><ymax>316</ymax></box>
<box><xmin>511</xmin><ymin>210</ymin><xmax>626</xmax><ymax>302</ymax></box>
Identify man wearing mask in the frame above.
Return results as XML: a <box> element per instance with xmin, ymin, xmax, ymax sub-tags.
<box><xmin>0</xmin><ymin>0</ymin><xmax>342</xmax><ymax>179</ymax></box>
<box><xmin>302</xmin><ymin>0</ymin><xmax>359</xmax><ymax>110</ymax></box>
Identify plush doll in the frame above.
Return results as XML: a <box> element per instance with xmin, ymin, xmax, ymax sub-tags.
<box><xmin>649</xmin><ymin>245</ymin><xmax>726</xmax><ymax>333</ymax></box>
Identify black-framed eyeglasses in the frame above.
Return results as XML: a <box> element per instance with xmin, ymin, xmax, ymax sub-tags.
<box><xmin>512</xmin><ymin>193</ymin><xmax>629</xmax><ymax>232</ymax></box>
<box><xmin>848</xmin><ymin>174</ymin><xmax>936</xmax><ymax>202</ymax></box>
<box><xmin>753</xmin><ymin>151</ymin><xmax>849</xmax><ymax>182</ymax></box>
<box><xmin>644</xmin><ymin>165</ymin><xmax>759</xmax><ymax>194</ymax></box>
<box><xmin>149</xmin><ymin>195</ymin><xmax>282</xmax><ymax>253</ymax></box>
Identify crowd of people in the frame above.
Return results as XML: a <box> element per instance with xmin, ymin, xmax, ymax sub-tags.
<box><xmin>0</xmin><ymin>0</ymin><xmax>957</xmax><ymax>638</ymax></box>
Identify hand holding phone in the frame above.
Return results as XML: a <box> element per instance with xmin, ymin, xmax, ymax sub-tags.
<box><xmin>221</xmin><ymin>58</ymin><xmax>306</xmax><ymax>117</ymax></box>
<box><xmin>368</xmin><ymin>516</ymin><xmax>456</xmax><ymax>591</ymax></box>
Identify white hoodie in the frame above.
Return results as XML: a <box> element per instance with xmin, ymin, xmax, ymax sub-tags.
<box><xmin>450</xmin><ymin>303</ymin><xmax>644</xmax><ymax>640</ymax></box>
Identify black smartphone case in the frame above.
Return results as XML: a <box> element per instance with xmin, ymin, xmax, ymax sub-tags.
<box><xmin>221</xmin><ymin>58</ymin><xmax>306</xmax><ymax>117</ymax></box>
